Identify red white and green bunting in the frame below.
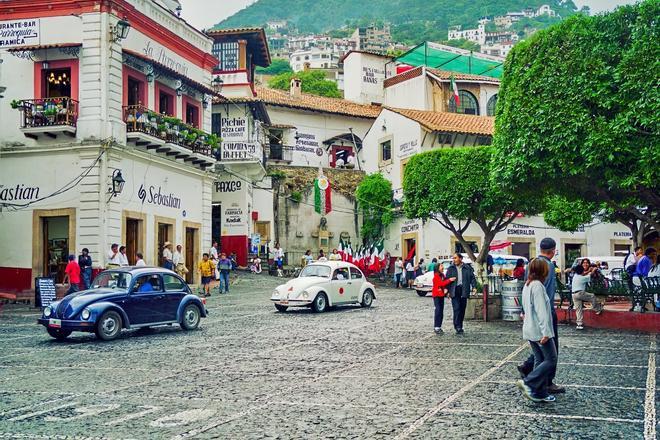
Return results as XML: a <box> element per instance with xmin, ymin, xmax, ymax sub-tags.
<box><xmin>314</xmin><ymin>173</ymin><xmax>332</xmax><ymax>214</ymax></box>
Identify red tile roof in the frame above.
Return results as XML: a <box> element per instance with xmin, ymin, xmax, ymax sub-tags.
<box><xmin>387</xmin><ymin>107</ymin><xmax>494</xmax><ymax>136</ymax></box>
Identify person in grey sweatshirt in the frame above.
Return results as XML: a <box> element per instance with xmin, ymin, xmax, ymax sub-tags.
<box><xmin>517</xmin><ymin>258</ymin><xmax>557</xmax><ymax>403</ymax></box>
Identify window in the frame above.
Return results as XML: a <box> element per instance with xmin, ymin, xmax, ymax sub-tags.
<box><xmin>127</xmin><ymin>77</ymin><xmax>144</xmax><ymax>107</ymax></box>
<box><xmin>487</xmin><ymin>94</ymin><xmax>498</xmax><ymax>116</ymax></box>
<box><xmin>448</xmin><ymin>90</ymin><xmax>479</xmax><ymax>115</ymax></box>
<box><xmin>332</xmin><ymin>268</ymin><xmax>349</xmax><ymax>280</ymax></box>
<box><xmin>43</xmin><ymin>68</ymin><xmax>71</xmax><ymax>98</ymax></box>
<box><xmin>350</xmin><ymin>267</ymin><xmax>363</xmax><ymax>279</ymax></box>
<box><xmin>163</xmin><ymin>274</ymin><xmax>186</xmax><ymax>291</ymax></box>
<box><xmin>134</xmin><ymin>275</ymin><xmax>163</xmax><ymax>293</ymax></box>
<box><xmin>268</xmin><ymin>129</ymin><xmax>284</xmax><ymax>160</ymax></box>
<box><xmin>159</xmin><ymin>89</ymin><xmax>174</xmax><ymax>116</ymax></box>
<box><xmin>380</xmin><ymin>139</ymin><xmax>392</xmax><ymax>162</ymax></box>
<box><xmin>185</xmin><ymin>102</ymin><xmax>200</xmax><ymax>128</ymax></box>
<box><xmin>212</xmin><ymin>41</ymin><xmax>239</xmax><ymax>71</ymax></box>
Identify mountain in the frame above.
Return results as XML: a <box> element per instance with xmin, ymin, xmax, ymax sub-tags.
<box><xmin>215</xmin><ymin>0</ymin><xmax>580</xmax><ymax>44</ymax></box>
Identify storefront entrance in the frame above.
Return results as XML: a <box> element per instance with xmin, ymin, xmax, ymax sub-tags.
<box><xmin>155</xmin><ymin>217</ymin><xmax>175</xmax><ymax>268</ymax></box>
<box><xmin>563</xmin><ymin>241</ymin><xmax>585</xmax><ymax>276</ymax></box>
<box><xmin>126</xmin><ymin>219</ymin><xmax>139</xmax><ymax>266</ymax></box>
<box><xmin>42</xmin><ymin>216</ymin><xmax>69</xmax><ymax>282</ymax></box>
<box><xmin>401</xmin><ymin>233</ymin><xmax>417</xmax><ymax>263</ymax></box>
<box><xmin>511</xmin><ymin>242</ymin><xmax>531</xmax><ymax>260</ymax></box>
<box><xmin>184</xmin><ymin>224</ymin><xmax>200</xmax><ymax>284</ymax></box>
<box><xmin>212</xmin><ymin>203</ymin><xmax>222</xmax><ymax>246</ymax></box>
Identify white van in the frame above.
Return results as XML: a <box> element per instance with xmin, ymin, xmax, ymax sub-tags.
<box><xmin>570</xmin><ymin>256</ymin><xmax>625</xmax><ymax>279</ymax></box>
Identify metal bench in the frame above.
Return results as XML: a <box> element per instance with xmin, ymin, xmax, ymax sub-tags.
<box><xmin>637</xmin><ymin>276</ymin><xmax>660</xmax><ymax>312</ymax></box>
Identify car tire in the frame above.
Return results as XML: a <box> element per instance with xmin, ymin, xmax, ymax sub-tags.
<box><xmin>95</xmin><ymin>310</ymin><xmax>122</xmax><ymax>341</ymax></box>
<box><xmin>181</xmin><ymin>304</ymin><xmax>201</xmax><ymax>330</ymax></box>
<box><xmin>274</xmin><ymin>304</ymin><xmax>288</xmax><ymax>312</ymax></box>
<box><xmin>416</xmin><ymin>290</ymin><xmax>428</xmax><ymax>297</ymax></box>
<box><xmin>47</xmin><ymin>328</ymin><xmax>72</xmax><ymax>341</ymax></box>
<box><xmin>311</xmin><ymin>293</ymin><xmax>328</xmax><ymax>313</ymax></box>
<box><xmin>361</xmin><ymin>289</ymin><xmax>374</xmax><ymax>308</ymax></box>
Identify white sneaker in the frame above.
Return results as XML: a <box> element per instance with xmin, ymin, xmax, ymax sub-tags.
<box><xmin>576</xmin><ymin>324</ymin><xmax>584</xmax><ymax>330</ymax></box>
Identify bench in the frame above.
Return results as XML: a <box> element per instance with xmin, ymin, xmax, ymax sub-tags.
<box><xmin>586</xmin><ymin>276</ymin><xmax>659</xmax><ymax>312</ymax></box>
<box><xmin>637</xmin><ymin>276</ymin><xmax>660</xmax><ymax>312</ymax></box>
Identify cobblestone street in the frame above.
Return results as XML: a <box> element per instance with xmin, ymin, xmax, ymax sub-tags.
<box><xmin>0</xmin><ymin>274</ymin><xmax>657</xmax><ymax>439</ymax></box>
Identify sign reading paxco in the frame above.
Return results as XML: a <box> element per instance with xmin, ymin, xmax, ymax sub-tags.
<box><xmin>0</xmin><ymin>19</ymin><xmax>39</xmax><ymax>48</ymax></box>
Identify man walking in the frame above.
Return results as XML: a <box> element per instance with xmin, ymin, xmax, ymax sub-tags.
<box><xmin>445</xmin><ymin>253</ymin><xmax>476</xmax><ymax>334</ymax></box>
<box><xmin>217</xmin><ymin>253</ymin><xmax>232</xmax><ymax>294</ymax></box>
<box><xmin>517</xmin><ymin>237</ymin><xmax>565</xmax><ymax>395</ymax></box>
<box><xmin>106</xmin><ymin>243</ymin><xmax>121</xmax><ymax>269</ymax></box>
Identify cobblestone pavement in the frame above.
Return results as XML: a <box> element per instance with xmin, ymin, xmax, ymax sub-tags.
<box><xmin>0</xmin><ymin>273</ymin><xmax>657</xmax><ymax>439</ymax></box>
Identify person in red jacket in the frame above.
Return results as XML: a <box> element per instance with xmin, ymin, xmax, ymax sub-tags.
<box><xmin>432</xmin><ymin>264</ymin><xmax>456</xmax><ymax>334</ymax></box>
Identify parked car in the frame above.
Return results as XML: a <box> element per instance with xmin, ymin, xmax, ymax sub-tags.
<box><xmin>38</xmin><ymin>267</ymin><xmax>207</xmax><ymax>341</ymax></box>
<box><xmin>270</xmin><ymin>261</ymin><xmax>376</xmax><ymax>313</ymax></box>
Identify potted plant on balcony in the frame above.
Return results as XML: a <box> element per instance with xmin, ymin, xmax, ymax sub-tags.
<box><xmin>157</xmin><ymin>123</ymin><xmax>168</xmax><ymax>139</ymax></box>
<box><xmin>10</xmin><ymin>99</ymin><xmax>22</xmax><ymax>110</ymax></box>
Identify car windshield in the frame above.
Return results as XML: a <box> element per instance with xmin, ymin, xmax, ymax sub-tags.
<box><xmin>92</xmin><ymin>271</ymin><xmax>132</xmax><ymax>290</ymax></box>
<box><xmin>299</xmin><ymin>265</ymin><xmax>331</xmax><ymax>278</ymax></box>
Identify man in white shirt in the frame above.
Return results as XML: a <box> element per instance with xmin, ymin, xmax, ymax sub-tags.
<box><xmin>119</xmin><ymin>246</ymin><xmax>129</xmax><ymax>266</ymax></box>
<box><xmin>135</xmin><ymin>252</ymin><xmax>146</xmax><ymax>267</ymax></box>
<box><xmin>210</xmin><ymin>241</ymin><xmax>219</xmax><ymax>261</ymax></box>
<box><xmin>571</xmin><ymin>263</ymin><xmax>604</xmax><ymax>330</ymax></box>
<box><xmin>162</xmin><ymin>242</ymin><xmax>174</xmax><ymax>270</ymax></box>
<box><xmin>173</xmin><ymin>244</ymin><xmax>186</xmax><ymax>277</ymax></box>
<box><xmin>106</xmin><ymin>243</ymin><xmax>122</xmax><ymax>268</ymax></box>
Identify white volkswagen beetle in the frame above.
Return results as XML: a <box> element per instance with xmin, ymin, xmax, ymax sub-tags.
<box><xmin>271</xmin><ymin>261</ymin><xmax>376</xmax><ymax>313</ymax></box>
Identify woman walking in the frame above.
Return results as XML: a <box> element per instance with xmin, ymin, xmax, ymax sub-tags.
<box><xmin>432</xmin><ymin>264</ymin><xmax>455</xmax><ymax>334</ymax></box>
<box><xmin>394</xmin><ymin>257</ymin><xmax>404</xmax><ymax>288</ymax></box>
<box><xmin>517</xmin><ymin>258</ymin><xmax>557</xmax><ymax>403</ymax></box>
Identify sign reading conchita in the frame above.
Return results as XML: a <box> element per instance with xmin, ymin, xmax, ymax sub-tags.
<box><xmin>0</xmin><ymin>19</ymin><xmax>39</xmax><ymax>48</ymax></box>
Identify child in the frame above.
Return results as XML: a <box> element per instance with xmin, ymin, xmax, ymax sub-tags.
<box><xmin>63</xmin><ymin>255</ymin><xmax>81</xmax><ymax>295</ymax></box>
<box><xmin>432</xmin><ymin>264</ymin><xmax>456</xmax><ymax>334</ymax></box>
<box><xmin>198</xmin><ymin>253</ymin><xmax>215</xmax><ymax>297</ymax></box>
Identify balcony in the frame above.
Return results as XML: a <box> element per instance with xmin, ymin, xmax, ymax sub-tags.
<box><xmin>15</xmin><ymin>98</ymin><xmax>78</xmax><ymax>139</ymax></box>
<box><xmin>267</xmin><ymin>144</ymin><xmax>293</xmax><ymax>164</ymax></box>
<box><xmin>124</xmin><ymin>105</ymin><xmax>217</xmax><ymax>169</ymax></box>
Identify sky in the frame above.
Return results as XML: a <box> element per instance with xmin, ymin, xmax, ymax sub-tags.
<box><xmin>180</xmin><ymin>0</ymin><xmax>640</xmax><ymax>31</ymax></box>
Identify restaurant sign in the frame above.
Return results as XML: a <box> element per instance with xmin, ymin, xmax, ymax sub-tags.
<box><xmin>221</xmin><ymin>142</ymin><xmax>260</xmax><ymax>161</ymax></box>
<box><xmin>0</xmin><ymin>19</ymin><xmax>39</xmax><ymax>48</ymax></box>
<box><xmin>220</xmin><ymin>117</ymin><xmax>248</xmax><ymax>141</ymax></box>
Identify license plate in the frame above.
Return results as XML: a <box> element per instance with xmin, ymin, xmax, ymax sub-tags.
<box><xmin>48</xmin><ymin>319</ymin><xmax>61</xmax><ymax>328</ymax></box>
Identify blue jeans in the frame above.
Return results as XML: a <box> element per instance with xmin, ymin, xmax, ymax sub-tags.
<box><xmin>433</xmin><ymin>296</ymin><xmax>445</xmax><ymax>328</ymax></box>
<box><xmin>82</xmin><ymin>267</ymin><xmax>92</xmax><ymax>290</ymax></box>
<box><xmin>522</xmin><ymin>310</ymin><xmax>558</xmax><ymax>384</ymax></box>
<box><xmin>451</xmin><ymin>295</ymin><xmax>468</xmax><ymax>330</ymax></box>
<box><xmin>219</xmin><ymin>271</ymin><xmax>230</xmax><ymax>293</ymax></box>
<box><xmin>525</xmin><ymin>339</ymin><xmax>558</xmax><ymax>398</ymax></box>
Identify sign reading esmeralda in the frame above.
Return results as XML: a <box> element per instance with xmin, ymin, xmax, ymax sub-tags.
<box><xmin>0</xmin><ymin>19</ymin><xmax>40</xmax><ymax>48</ymax></box>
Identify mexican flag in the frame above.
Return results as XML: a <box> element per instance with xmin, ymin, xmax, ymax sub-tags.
<box><xmin>449</xmin><ymin>74</ymin><xmax>460</xmax><ymax>107</ymax></box>
<box><xmin>314</xmin><ymin>173</ymin><xmax>332</xmax><ymax>215</ymax></box>
<box><xmin>346</xmin><ymin>242</ymin><xmax>353</xmax><ymax>263</ymax></box>
<box><xmin>338</xmin><ymin>238</ymin><xmax>345</xmax><ymax>261</ymax></box>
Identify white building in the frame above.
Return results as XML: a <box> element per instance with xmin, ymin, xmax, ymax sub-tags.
<box><xmin>341</xmin><ymin>50</ymin><xmax>395</xmax><ymax>105</ymax></box>
<box><xmin>289</xmin><ymin>47</ymin><xmax>340</xmax><ymax>72</ymax></box>
<box><xmin>448</xmin><ymin>24</ymin><xmax>487</xmax><ymax>46</ymax></box>
<box><xmin>0</xmin><ymin>0</ymin><xmax>220</xmax><ymax>292</ymax></box>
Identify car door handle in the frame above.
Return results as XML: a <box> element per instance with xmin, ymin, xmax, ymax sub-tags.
<box><xmin>155</xmin><ymin>295</ymin><xmax>165</xmax><ymax>300</ymax></box>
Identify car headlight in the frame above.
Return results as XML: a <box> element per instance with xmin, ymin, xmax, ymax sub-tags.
<box><xmin>301</xmin><ymin>290</ymin><xmax>309</xmax><ymax>299</ymax></box>
<box><xmin>81</xmin><ymin>308</ymin><xmax>91</xmax><ymax>320</ymax></box>
<box><xmin>272</xmin><ymin>290</ymin><xmax>280</xmax><ymax>297</ymax></box>
<box><xmin>43</xmin><ymin>307</ymin><xmax>52</xmax><ymax>317</ymax></box>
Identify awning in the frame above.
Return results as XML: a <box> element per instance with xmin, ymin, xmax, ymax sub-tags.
<box><xmin>7</xmin><ymin>43</ymin><xmax>81</xmax><ymax>52</ymax></box>
<box><xmin>489</xmin><ymin>240</ymin><xmax>513</xmax><ymax>251</ymax></box>
<box><xmin>395</xmin><ymin>42</ymin><xmax>504</xmax><ymax>78</ymax></box>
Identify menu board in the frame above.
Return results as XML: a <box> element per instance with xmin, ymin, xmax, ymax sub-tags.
<box><xmin>35</xmin><ymin>277</ymin><xmax>56</xmax><ymax>308</ymax></box>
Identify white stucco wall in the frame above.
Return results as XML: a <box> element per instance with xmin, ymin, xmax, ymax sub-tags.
<box><xmin>343</xmin><ymin>52</ymin><xmax>390</xmax><ymax>105</ymax></box>
<box><xmin>384</xmin><ymin>74</ymin><xmax>430</xmax><ymax>110</ymax></box>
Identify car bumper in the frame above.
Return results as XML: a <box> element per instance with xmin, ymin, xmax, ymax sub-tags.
<box><xmin>37</xmin><ymin>318</ymin><xmax>96</xmax><ymax>332</ymax></box>
<box><xmin>415</xmin><ymin>285</ymin><xmax>432</xmax><ymax>292</ymax></box>
<box><xmin>271</xmin><ymin>298</ymin><xmax>312</xmax><ymax>307</ymax></box>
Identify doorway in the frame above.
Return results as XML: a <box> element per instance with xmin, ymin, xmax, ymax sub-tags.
<box><xmin>402</xmin><ymin>233</ymin><xmax>417</xmax><ymax>263</ymax></box>
<box><xmin>255</xmin><ymin>221</ymin><xmax>270</xmax><ymax>256</ymax></box>
<box><xmin>125</xmin><ymin>219</ymin><xmax>139</xmax><ymax>265</ymax></box>
<box><xmin>212</xmin><ymin>204</ymin><xmax>222</xmax><ymax>247</ymax></box>
<box><xmin>42</xmin><ymin>216</ymin><xmax>69</xmax><ymax>282</ymax></box>
<box><xmin>563</xmin><ymin>242</ymin><xmax>584</xmax><ymax>277</ymax></box>
<box><xmin>185</xmin><ymin>227</ymin><xmax>197</xmax><ymax>284</ymax></box>
<box><xmin>156</xmin><ymin>221</ymin><xmax>174</xmax><ymax>267</ymax></box>
<box><xmin>511</xmin><ymin>242</ymin><xmax>531</xmax><ymax>260</ymax></box>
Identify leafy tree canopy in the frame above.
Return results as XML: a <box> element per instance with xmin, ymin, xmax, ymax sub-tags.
<box><xmin>216</xmin><ymin>0</ymin><xmax>577</xmax><ymax>45</ymax></box>
<box><xmin>493</xmin><ymin>0</ymin><xmax>659</xmax><ymax>234</ymax></box>
<box><xmin>403</xmin><ymin>146</ymin><xmax>542</xmax><ymax>269</ymax></box>
<box><xmin>355</xmin><ymin>173</ymin><xmax>394</xmax><ymax>243</ymax></box>
<box><xmin>267</xmin><ymin>70</ymin><xmax>342</xmax><ymax>98</ymax></box>
<box><xmin>256</xmin><ymin>58</ymin><xmax>293</xmax><ymax>75</ymax></box>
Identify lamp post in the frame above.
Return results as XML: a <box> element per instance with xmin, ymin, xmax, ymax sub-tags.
<box><xmin>212</xmin><ymin>76</ymin><xmax>224</xmax><ymax>94</ymax></box>
<box><xmin>111</xmin><ymin>17</ymin><xmax>131</xmax><ymax>43</ymax></box>
<box><xmin>109</xmin><ymin>169</ymin><xmax>126</xmax><ymax>197</ymax></box>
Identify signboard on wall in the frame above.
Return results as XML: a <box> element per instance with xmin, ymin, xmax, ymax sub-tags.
<box><xmin>220</xmin><ymin>117</ymin><xmax>248</xmax><ymax>142</ymax></box>
<box><xmin>222</xmin><ymin>204</ymin><xmax>246</xmax><ymax>235</ymax></box>
<box><xmin>221</xmin><ymin>142</ymin><xmax>259</xmax><ymax>161</ymax></box>
<box><xmin>398</xmin><ymin>139</ymin><xmax>419</xmax><ymax>159</ymax></box>
<box><xmin>362</xmin><ymin>65</ymin><xmax>385</xmax><ymax>85</ymax></box>
<box><xmin>295</xmin><ymin>132</ymin><xmax>322</xmax><ymax>155</ymax></box>
<box><xmin>0</xmin><ymin>19</ymin><xmax>40</xmax><ymax>48</ymax></box>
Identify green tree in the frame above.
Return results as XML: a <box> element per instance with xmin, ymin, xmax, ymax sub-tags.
<box><xmin>256</xmin><ymin>58</ymin><xmax>293</xmax><ymax>75</ymax></box>
<box><xmin>268</xmin><ymin>70</ymin><xmax>342</xmax><ymax>98</ymax></box>
<box><xmin>494</xmin><ymin>1</ymin><xmax>659</xmax><ymax>240</ymax></box>
<box><xmin>355</xmin><ymin>173</ymin><xmax>393</xmax><ymax>243</ymax></box>
<box><xmin>404</xmin><ymin>147</ymin><xmax>541</xmax><ymax>277</ymax></box>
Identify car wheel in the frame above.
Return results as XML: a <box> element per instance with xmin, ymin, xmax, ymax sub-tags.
<box><xmin>181</xmin><ymin>304</ymin><xmax>201</xmax><ymax>330</ymax></box>
<box><xmin>47</xmin><ymin>328</ymin><xmax>72</xmax><ymax>341</ymax></box>
<box><xmin>311</xmin><ymin>293</ymin><xmax>328</xmax><ymax>313</ymax></box>
<box><xmin>95</xmin><ymin>311</ymin><xmax>122</xmax><ymax>341</ymax></box>
<box><xmin>274</xmin><ymin>304</ymin><xmax>288</xmax><ymax>312</ymax></box>
<box><xmin>361</xmin><ymin>289</ymin><xmax>374</xmax><ymax>308</ymax></box>
<box><xmin>416</xmin><ymin>290</ymin><xmax>427</xmax><ymax>297</ymax></box>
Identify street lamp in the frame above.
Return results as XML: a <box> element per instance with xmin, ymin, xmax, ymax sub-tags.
<box><xmin>111</xmin><ymin>17</ymin><xmax>131</xmax><ymax>43</ymax></box>
<box><xmin>212</xmin><ymin>76</ymin><xmax>224</xmax><ymax>94</ymax></box>
<box><xmin>109</xmin><ymin>169</ymin><xmax>126</xmax><ymax>197</ymax></box>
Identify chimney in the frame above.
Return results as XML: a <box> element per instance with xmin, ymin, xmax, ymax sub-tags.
<box><xmin>290</xmin><ymin>77</ymin><xmax>302</xmax><ymax>97</ymax></box>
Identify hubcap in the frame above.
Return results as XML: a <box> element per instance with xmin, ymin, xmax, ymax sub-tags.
<box><xmin>186</xmin><ymin>307</ymin><xmax>198</xmax><ymax>325</ymax></box>
<box><xmin>365</xmin><ymin>292</ymin><xmax>372</xmax><ymax>305</ymax></box>
<box><xmin>317</xmin><ymin>296</ymin><xmax>325</xmax><ymax>309</ymax></box>
<box><xmin>102</xmin><ymin>317</ymin><xmax>117</xmax><ymax>334</ymax></box>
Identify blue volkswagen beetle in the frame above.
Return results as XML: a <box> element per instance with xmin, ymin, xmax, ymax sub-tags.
<box><xmin>38</xmin><ymin>267</ymin><xmax>207</xmax><ymax>341</ymax></box>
